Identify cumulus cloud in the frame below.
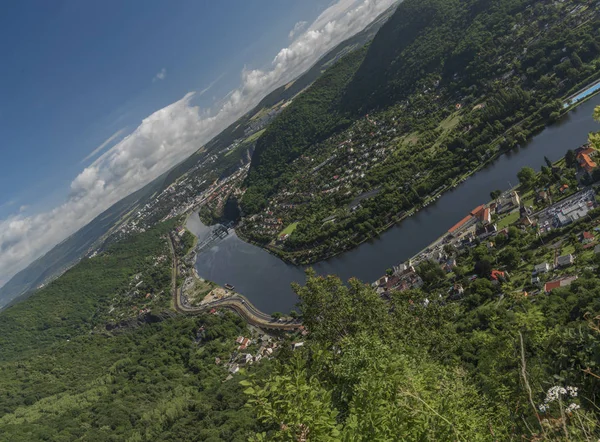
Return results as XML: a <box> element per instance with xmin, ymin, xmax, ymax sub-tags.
<box><xmin>153</xmin><ymin>68</ymin><xmax>167</xmax><ymax>82</ymax></box>
<box><xmin>289</xmin><ymin>21</ymin><xmax>308</xmax><ymax>39</ymax></box>
<box><xmin>0</xmin><ymin>0</ymin><xmax>398</xmax><ymax>286</ymax></box>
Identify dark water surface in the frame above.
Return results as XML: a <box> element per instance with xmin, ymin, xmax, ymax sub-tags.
<box><xmin>188</xmin><ymin>94</ymin><xmax>600</xmax><ymax>313</ymax></box>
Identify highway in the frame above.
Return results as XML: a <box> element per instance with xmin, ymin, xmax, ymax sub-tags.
<box><xmin>168</xmin><ymin>234</ymin><xmax>302</xmax><ymax>331</ymax></box>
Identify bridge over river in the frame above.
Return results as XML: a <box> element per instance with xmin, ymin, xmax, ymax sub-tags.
<box><xmin>194</xmin><ymin>223</ymin><xmax>231</xmax><ymax>254</ymax></box>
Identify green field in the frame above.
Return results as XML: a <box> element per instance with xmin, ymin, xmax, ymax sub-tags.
<box><xmin>497</xmin><ymin>210</ymin><xmax>520</xmax><ymax>229</ymax></box>
<box><xmin>280</xmin><ymin>222</ymin><xmax>298</xmax><ymax>236</ymax></box>
<box><xmin>439</xmin><ymin>113</ymin><xmax>461</xmax><ymax>131</ymax></box>
<box><xmin>244</xmin><ymin>128</ymin><xmax>266</xmax><ymax>144</ymax></box>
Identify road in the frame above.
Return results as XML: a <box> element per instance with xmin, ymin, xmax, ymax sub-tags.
<box><xmin>167</xmin><ymin>234</ymin><xmax>301</xmax><ymax>331</ymax></box>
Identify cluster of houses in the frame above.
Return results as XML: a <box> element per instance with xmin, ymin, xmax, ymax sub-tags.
<box><xmin>240</xmin><ymin>111</ymin><xmax>420</xmax><ymax>244</ymax></box>
<box><xmin>103</xmin><ymin>154</ymin><xmax>248</xmax><ymax>247</ymax></box>
<box><xmin>245</xmin><ymin>212</ymin><xmax>284</xmax><ymax>237</ymax></box>
<box><xmin>220</xmin><ymin>332</ymin><xmax>307</xmax><ymax>378</ymax></box>
<box><xmin>221</xmin><ymin>334</ymin><xmax>281</xmax><ymax>376</ymax></box>
<box><xmin>531</xmin><ymin>251</ymin><xmax>577</xmax><ymax>292</ymax></box>
<box><xmin>374</xmin><ymin>261</ymin><xmax>424</xmax><ymax>295</ymax></box>
<box><xmin>106</xmin><ymin>265</ymin><xmax>168</xmax><ymax>322</ymax></box>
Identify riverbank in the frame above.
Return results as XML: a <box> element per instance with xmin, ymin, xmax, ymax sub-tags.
<box><xmin>235</xmin><ymin>109</ymin><xmax>573</xmax><ymax>266</ymax></box>
<box><xmin>187</xmin><ymin>93</ymin><xmax>600</xmax><ymax>314</ymax></box>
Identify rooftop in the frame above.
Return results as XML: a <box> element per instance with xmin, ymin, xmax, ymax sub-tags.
<box><xmin>449</xmin><ymin>215</ymin><xmax>473</xmax><ymax>233</ymax></box>
<box><xmin>578</xmin><ymin>153</ymin><xmax>597</xmax><ymax>172</ymax></box>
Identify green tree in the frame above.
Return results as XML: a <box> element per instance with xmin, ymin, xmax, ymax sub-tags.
<box><xmin>500</xmin><ymin>246</ymin><xmax>520</xmax><ymax>269</ymax></box>
<box><xmin>565</xmin><ymin>149</ymin><xmax>577</xmax><ymax>168</ymax></box>
<box><xmin>571</xmin><ymin>52</ymin><xmax>583</xmax><ymax>69</ymax></box>
<box><xmin>474</xmin><ymin>260</ymin><xmax>492</xmax><ymax>278</ymax></box>
<box><xmin>416</xmin><ymin>260</ymin><xmax>446</xmax><ymax>287</ymax></box>
<box><xmin>490</xmin><ymin>189</ymin><xmax>502</xmax><ymax>200</ymax></box>
<box><xmin>517</xmin><ymin>167</ymin><xmax>536</xmax><ymax>188</ymax></box>
<box><xmin>293</xmin><ymin>270</ymin><xmax>387</xmax><ymax>347</ymax></box>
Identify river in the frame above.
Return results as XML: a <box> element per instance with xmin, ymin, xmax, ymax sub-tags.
<box><xmin>187</xmin><ymin>93</ymin><xmax>600</xmax><ymax>314</ymax></box>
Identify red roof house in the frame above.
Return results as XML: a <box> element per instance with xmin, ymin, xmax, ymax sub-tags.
<box><xmin>578</xmin><ymin>153</ymin><xmax>597</xmax><ymax>173</ymax></box>
<box><xmin>582</xmin><ymin>231</ymin><xmax>594</xmax><ymax>244</ymax></box>
<box><xmin>490</xmin><ymin>270</ymin><xmax>505</xmax><ymax>281</ymax></box>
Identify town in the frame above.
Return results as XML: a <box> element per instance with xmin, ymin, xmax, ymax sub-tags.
<box><xmin>377</xmin><ymin>143</ymin><xmax>600</xmax><ymax>304</ymax></box>
<box><xmin>237</xmin><ymin>0</ymin><xmax>600</xmax><ymax>266</ymax></box>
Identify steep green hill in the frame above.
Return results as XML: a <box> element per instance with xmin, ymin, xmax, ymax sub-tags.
<box><xmin>0</xmin><ymin>219</ymin><xmax>176</xmax><ymax>361</ymax></box>
<box><xmin>0</xmin><ymin>220</ymin><xmax>265</xmax><ymax>441</ymax></box>
<box><xmin>240</xmin><ymin>0</ymin><xmax>475</xmax><ymax>213</ymax></box>
<box><xmin>341</xmin><ymin>0</ymin><xmax>465</xmax><ymax>113</ymax></box>
<box><xmin>242</xmin><ymin>48</ymin><xmax>367</xmax><ymax>213</ymax></box>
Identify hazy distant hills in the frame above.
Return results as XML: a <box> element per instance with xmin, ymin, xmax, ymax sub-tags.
<box><xmin>0</xmin><ymin>176</ymin><xmax>166</xmax><ymax>309</ymax></box>
<box><xmin>0</xmin><ymin>4</ymin><xmax>398</xmax><ymax>310</ymax></box>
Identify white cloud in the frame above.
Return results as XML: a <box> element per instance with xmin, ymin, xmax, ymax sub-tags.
<box><xmin>81</xmin><ymin>128</ymin><xmax>127</xmax><ymax>163</ymax></box>
<box><xmin>153</xmin><ymin>68</ymin><xmax>167</xmax><ymax>82</ymax></box>
<box><xmin>289</xmin><ymin>21</ymin><xmax>308</xmax><ymax>39</ymax></box>
<box><xmin>0</xmin><ymin>0</ymin><xmax>398</xmax><ymax>287</ymax></box>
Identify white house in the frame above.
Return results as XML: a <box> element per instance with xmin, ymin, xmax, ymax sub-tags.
<box><xmin>556</xmin><ymin>254</ymin><xmax>575</xmax><ymax>267</ymax></box>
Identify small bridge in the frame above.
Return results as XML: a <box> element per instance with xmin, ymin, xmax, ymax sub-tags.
<box><xmin>195</xmin><ymin>224</ymin><xmax>231</xmax><ymax>254</ymax></box>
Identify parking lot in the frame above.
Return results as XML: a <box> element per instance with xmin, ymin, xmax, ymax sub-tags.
<box><xmin>536</xmin><ymin>189</ymin><xmax>596</xmax><ymax>233</ymax></box>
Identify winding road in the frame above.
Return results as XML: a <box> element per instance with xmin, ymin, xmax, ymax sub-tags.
<box><xmin>168</xmin><ymin>235</ymin><xmax>302</xmax><ymax>331</ymax></box>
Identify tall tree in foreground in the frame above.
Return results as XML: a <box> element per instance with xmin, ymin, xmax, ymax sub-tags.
<box><xmin>246</xmin><ymin>273</ymin><xmax>509</xmax><ymax>441</ymax></box>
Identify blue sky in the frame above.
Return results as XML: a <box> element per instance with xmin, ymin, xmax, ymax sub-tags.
<box><xmin>0</xmin><ymin>0</ymin><xmax>323</xmax><ymax>215</ymax></box>
<box><xmin>0</xmin><ymin>0</ymin><xmax>397</xmax><ymax>286</ymax></box>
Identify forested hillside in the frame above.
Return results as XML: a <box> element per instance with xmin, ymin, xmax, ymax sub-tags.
<box><xmin>247</xmin><ymin>269</ymin><xmax>600</xmax><ymax>440</ymax></box>
<box><xmin>1</xmin><ymin>208</ymin><xmax>600</xmax><ymax>440</ymax></box>
<box><xmin>243</xmin><ymin>48</ymin><xmax>367</xmax><ymax>213</ymax></box>
<box><xmin>341</xmin><ymin>0</ymin><xmax>465</xmax><ymax>112</ymax></box>
<box><xmin>0</xmin><ymin>219</ymin><xmax>177</xmax><ymax>361</ymax></box>
<box><xmin>0</xmin><ymin>220</ymin><xmax>267</xmax><ymax>441</ymax></box>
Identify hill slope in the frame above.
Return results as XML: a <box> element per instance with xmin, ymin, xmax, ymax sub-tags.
<box><xmin>241</xmin><ymin>0</ymin><xmax>470</xmax><ymax>213</ymax></box>
<box><xmin>0</xmin><ymin>176</ymin><xmax>167</xmax><ymax>309</ymax></box>
<box><xmin>237</xmin><ymin>0</ymin><xmax>600</xmax><ymax>261</ymax></box>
